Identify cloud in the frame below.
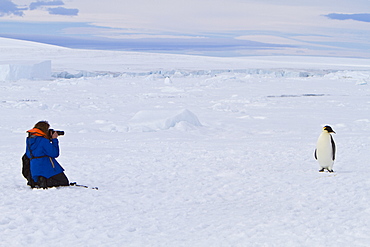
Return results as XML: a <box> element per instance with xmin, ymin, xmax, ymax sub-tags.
<box><xmin>29</xmin><ymin>0</ymin><xmax>64</xmax><ymax>10</ymax></box>
<box><xmin>0</xmin><ymin>0</ymin><xmax>25</xmax><ymax>16</ymax></box>
<box><xmin>325</xmin><ymin>13</ymin><xmax>370</xmax><ymax>23</ymax></box>
<box><xmin>0</xmin><ymin>0</ymin><xmax>78</xmax><ymax>17</ymax></box>
<box><xmin>47</xmin><ymin>7</ymin><xmax>78</xmax><ymax>16</ymax></box>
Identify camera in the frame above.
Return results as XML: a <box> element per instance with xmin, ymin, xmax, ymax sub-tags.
<box><xmin>49</xmin><ymin>129</ymin><xmax>65</xmax><ymax>136</ymax></box>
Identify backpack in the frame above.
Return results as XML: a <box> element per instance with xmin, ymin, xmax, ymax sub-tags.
<box><xmin>22</xmin><ymin>153</ymin><xmax>36</xmax><ymax>187</ymax></box>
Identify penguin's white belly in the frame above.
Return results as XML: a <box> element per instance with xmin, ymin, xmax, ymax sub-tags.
<box><xmin>316</xmin><ymin>136</ymin><xmax>334</xmax><ymax>168</ymax></box>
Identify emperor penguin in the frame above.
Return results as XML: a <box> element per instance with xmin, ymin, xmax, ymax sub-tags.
<box><xmin>314</xmin><ymin>125</ymin><xmax>336</xmax><ymax>172</ymax></box>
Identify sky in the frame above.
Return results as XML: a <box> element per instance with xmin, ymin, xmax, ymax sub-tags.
<box><xmin>0</xmin><ymin>0</ymin><xmax>370</xmax><ymax>57</ymax></box>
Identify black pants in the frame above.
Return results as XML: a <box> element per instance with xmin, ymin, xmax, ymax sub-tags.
<box><xmin>38</xmin><ymin>172</ymin><xmax>69</xmax><ymax>188</ymax></box>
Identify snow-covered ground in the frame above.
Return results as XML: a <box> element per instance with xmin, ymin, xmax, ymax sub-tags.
<box><xmin>1</xmin><ymin>37</ymin><xmax>370</xmax><ymax>246</ymax></box>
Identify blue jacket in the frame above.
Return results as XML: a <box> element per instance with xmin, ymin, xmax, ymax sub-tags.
<box><xmin>26</xmin><ymin>136</ymin><xmax>64</xmax><ymax>182</ymax></box>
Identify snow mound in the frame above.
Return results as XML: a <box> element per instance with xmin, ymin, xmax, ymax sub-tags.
<box><xmin>0</xmin><ymin>60</ymin><xmax>51</xmax><ymax>81</ymax></box>
<box><xmin>164</xmin><ymin>76</ymin><xmax>173</xmax><ymax>85</ymax></box>
<box><xmin>128</xmin><ymin>109</ymin><xmax>202</xmax><ymax>132</ymax></box>
<box><xmin>0</xmin><ymin>37</ymin><xmax>65</xmax><ymax>49</ymax></box>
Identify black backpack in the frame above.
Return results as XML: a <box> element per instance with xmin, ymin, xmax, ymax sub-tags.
<box><xmin>22</xmin><ymin>153</ymin><xmax>36</xmax><ymax>187</ymax></box>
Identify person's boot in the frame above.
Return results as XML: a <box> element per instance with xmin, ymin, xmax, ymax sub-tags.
<box><xmin>38</xmin><ymin>176</ymin><xmax>48</xmax><ymax>189</ymax></box>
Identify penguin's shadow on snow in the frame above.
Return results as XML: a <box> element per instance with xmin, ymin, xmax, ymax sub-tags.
<box><xmin>334</xmin><ymin>170</ymin><xmax>355</xmax><ymax>174</ymax></box>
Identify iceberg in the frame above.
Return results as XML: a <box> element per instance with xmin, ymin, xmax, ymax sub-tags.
<box><xmin>0</xmin><ymin>60</ymin><xmax>51</xmax><ymax>81</ymax></box>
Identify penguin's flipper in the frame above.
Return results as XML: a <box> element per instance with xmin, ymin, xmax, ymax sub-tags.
<box><xmin>314</xmin><ymin>149</ymin><xmax>317</xmax><ymax>160</ymax></box>
<box><xmin>330</xmin><ymin>135</ymin><xmax>336</xmax><ymax>160</ymax></box>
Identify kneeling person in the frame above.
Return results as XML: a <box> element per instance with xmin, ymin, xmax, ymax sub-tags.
<box><xmin>25</xmin><ymin>121</ymin><xmax>69</xmax><ymax>188</ymax></box>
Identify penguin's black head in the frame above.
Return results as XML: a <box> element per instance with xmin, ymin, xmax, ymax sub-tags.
<box><xmin>323</xmin><ymin>125</ymin><xmax>336</xmax><ymax>133</ymax></box>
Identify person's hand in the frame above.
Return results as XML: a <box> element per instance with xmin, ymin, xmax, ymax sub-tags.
<box><xmin>52</xmin><ymin>131</ymin><xmax>59</xmax><ymax>139</ymax></box>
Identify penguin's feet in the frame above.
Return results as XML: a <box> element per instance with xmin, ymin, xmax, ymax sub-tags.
<box><xmin>328</xmin><ymin>169</ymin><xmax>334</xmax><ymax>173</ymax></box>
<box><xmin>319</xmin><ymin>168</ymin><xmax>325</xmax><ymax>172</ymax></box>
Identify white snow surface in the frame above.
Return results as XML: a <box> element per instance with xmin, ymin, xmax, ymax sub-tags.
<box><xmin>128</xmin><ymin>109</ymin><xmax>202</xmax><ymax>132</ymax></box>
<box><xmin>1</xmin><ymin>37</ymin><xmax>370</xmax><ymax>246</ymax></box>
